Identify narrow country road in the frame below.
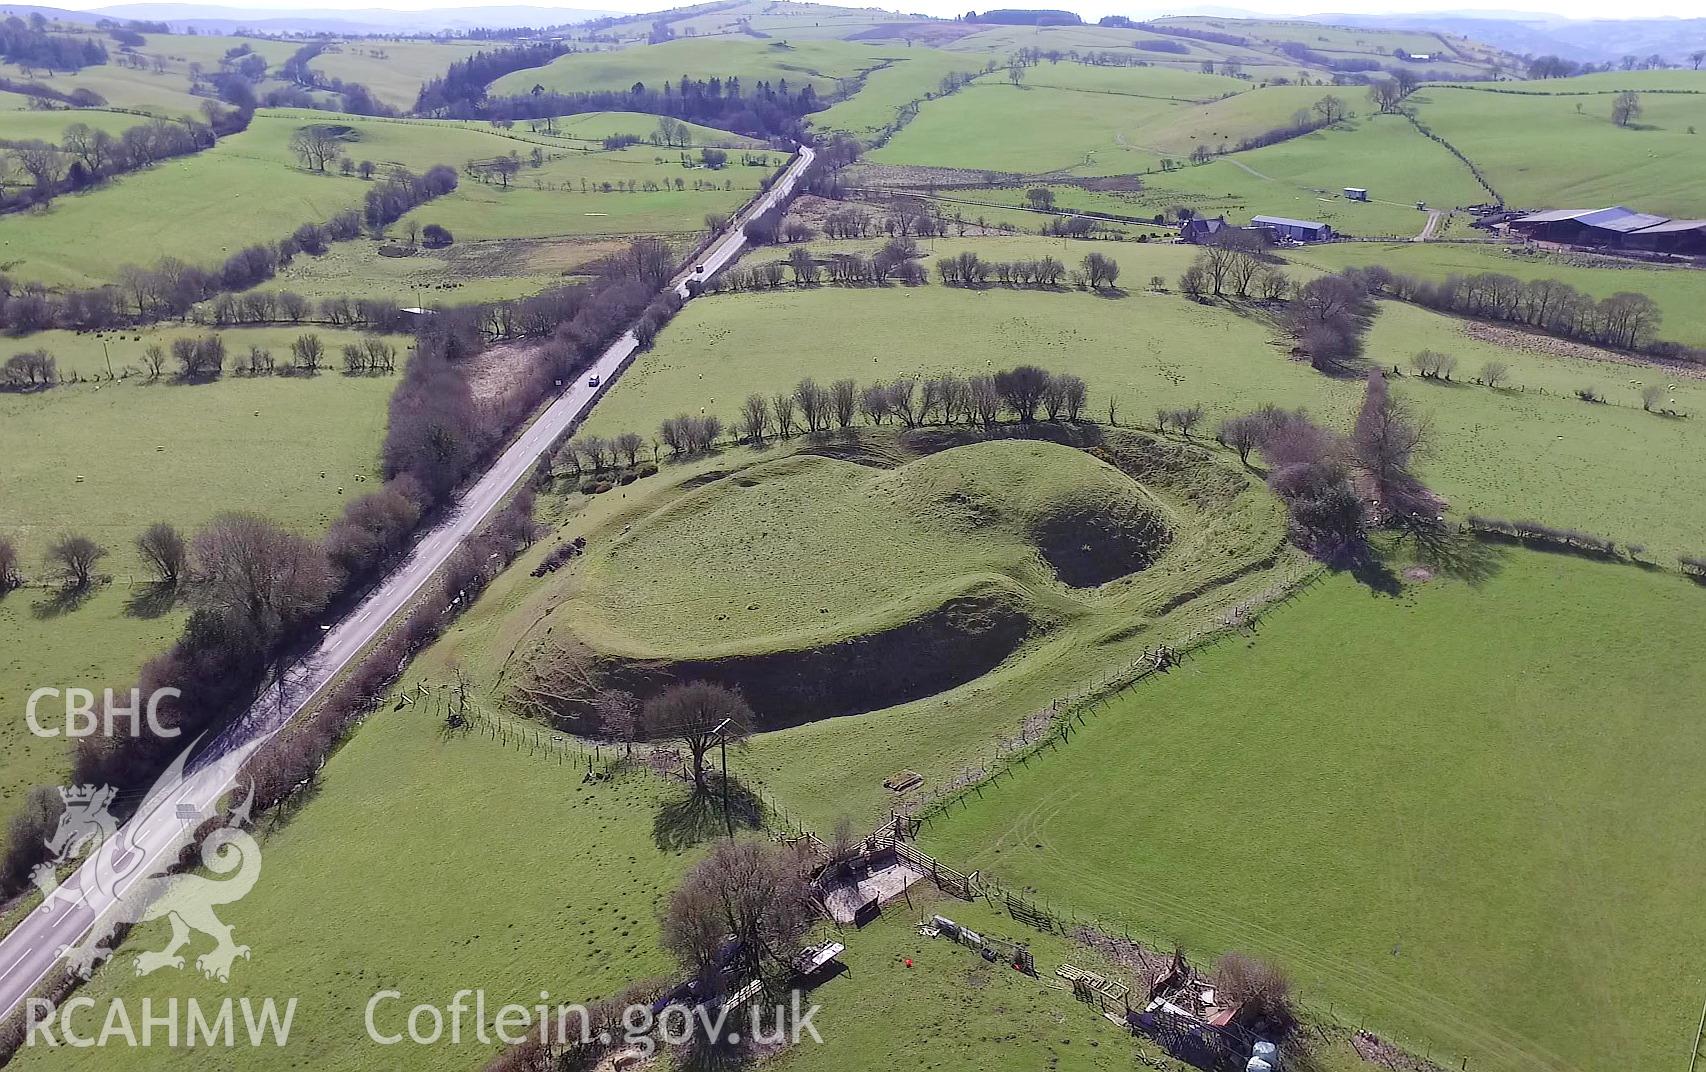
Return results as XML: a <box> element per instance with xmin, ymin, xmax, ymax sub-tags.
<box><xmin>1415</xmin><ymin>209</ymin><xmax>1445</xmax><ymax>242</ymax></box>
<box><xmin>0</xmin><ymin>145</ymin><xmax>817</xmax><ymax>1025</ymax></box>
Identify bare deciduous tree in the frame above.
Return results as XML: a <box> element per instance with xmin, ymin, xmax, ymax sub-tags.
<box><xmin>642</xmin><ymin>681</ymin><xmax>753</xmax><ymax>791</ymax></box>
<box><xmin>829</xmin><ymin>378</ymin><xmax>857</xmax><ymax>429</ymax></box>
<box><xmin>46</xmin><ymin>534</ymin><xmax>107</xmax><ymax>591</ymax></box>
<box><xmin>136</xmin><ymin>522</ymin><xmax>187</xmax><ymax>587</ymax></box>
<box><xmin>662</xmin><ymin>837</ymin><xmax>814</xmax><ymax>992</ymax></box>
<box><xmin>1351</xmin><ymin>372</ymin><xmax>1432</xmax><ymax>519</ymax></box>
<box><xmin>739</xmin><ymin>393</ymin><xmax>771</xmax><ymax>443</ymax></box>
<box><xmin>191</xmin><ymin>513</ymin><xmax>334</xmax><ymax>637</ymax></box>
<box><xmin>771</xmin><ymin>392</ymin><xmax>797</xmax><ymax>438</ymax></box>
<box><xmin>595</xmin><ymin>689</ymin><xmax>641</xmax><ymax>757</ymax></box>
<box><xmin>0</xmin><ymin>537</ymin><xmax>21</xmax><ymax>593</ymax></box>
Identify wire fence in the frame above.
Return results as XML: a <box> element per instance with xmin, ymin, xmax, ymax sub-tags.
<box><xmin>899</xmin><ymin>566</ymin><xmax>1327</xmax><ymax>825</ymax></box>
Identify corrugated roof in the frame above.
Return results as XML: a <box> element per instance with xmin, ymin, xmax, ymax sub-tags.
<box><xmin>1631</xmin><ymin>218</ymin><xmax>1706</xmax><ymax>234</ymax></box>
<box><xmin>1514</xmin><ymin>208</ymin><xmax>1595</xmax><ymax>223</ymax></box>
<box><xmin>1578</xmin><ymin>206</ymin><xmax>1671</xmax><ymax>233</ymax></box>
<box><xmin>1251</xmin><ymin>215</ymin><xmax>1328</xmax><ymax>231</ymax></box>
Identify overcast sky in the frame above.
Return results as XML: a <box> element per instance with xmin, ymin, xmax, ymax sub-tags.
<box><xmin>48</xmin><ymin>0</ymin><xmax>1706</xmax><ymax>20</ymax></box>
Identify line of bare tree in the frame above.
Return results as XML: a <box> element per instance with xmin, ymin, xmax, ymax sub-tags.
<box><xmin>658</xmin><ymin>367</ymin><xmax>1092</xmax><ymax>462</ymax></box>
<box><xmin>1354</xmin><ymin>264</ymin><xmax>1686</xmax><ymax>360</ymax></box>
<box><xmin>1178</xmin><ymin>232</ymin><xmax>1291</xmax><ymax>303</ymax></box>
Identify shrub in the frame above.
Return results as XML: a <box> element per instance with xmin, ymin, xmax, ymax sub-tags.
<box><xmin>1214</xmin><ymin>952</ymin><xmax>1295</xmax><ymax>1033</ymax></box>
<box><xmin>421</xmin><ymin>223</ymin><xmax>453</xmax><ymax>249</ymax></box>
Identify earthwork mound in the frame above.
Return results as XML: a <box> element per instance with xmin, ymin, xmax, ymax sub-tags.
<box><xmin>518</xmin><ymin>427</ymin><xmax>1277</xmax><ymax>730</ymax></box>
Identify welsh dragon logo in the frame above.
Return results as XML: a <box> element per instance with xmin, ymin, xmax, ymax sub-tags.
<box><xmin>31</xmin><ymin>747</ymin><xmax>263</xmax><ymax>983</ymax></box>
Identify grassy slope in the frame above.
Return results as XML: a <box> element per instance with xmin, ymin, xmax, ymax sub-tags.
<box><xmin>490</xmin><ymin>37</ymin><xmax>896</xmax><ymax>97</ymax></box>
<box><xmin>1293</xmin><ymin>241</ymin><xmax>1706</xmax><ymax>348</ymax></box>
<box><xmin>868</xmin><ymin>81</ymin><xmax>1172</xmax><ymax>175</ymax></box>
<box><xmin>581</xmin><ymin>239</ymin><xmax>1706</xmax><ymax>561</ymax></box>
<box><xmin>306</xmin><ymin>39</ymin><xmax>489</xmax><ymax>112</ymax></box>
<box><xmin>923</xmin><ymin>549</ymin><xmax>1706</xmax><ymax>1072</ymax></box>
<box><xmin>485</xmin><ymin>420</ymin><xmax>1297</xmax><ymax>828</ymax></box>
<box><xmin>1413</xmin><ymin>78</ymin><xmax>1706</xmax><ymax>215</ymax></box>
<box><xmin>0</xmin><ymin>113</ymin><xmax>759</xmax><ymax>289</ymax></box>
<box><xmin>0</xmin><ymin>60</ymin><xmax>208</xmax><ymax>117</ymax></box>
<box><xmin>539</xmin><ymin>110</ymin><xmax>762</xmax><ymax>147</ymax></box>
<box><xmin>1141</xmin><ymin>113</ymin><xmax>1487</xmax><ymax>237</ymax></box>
<box><xmin>809</xmin><ymin>49</ymin><xmax>988</xmax><ymax>141</ymax></box>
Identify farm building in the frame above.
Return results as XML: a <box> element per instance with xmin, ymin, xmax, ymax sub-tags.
<box><xmin>1250</xmin><ymin>215</ymin><xmax>1333</xmax><ymax>242</ymax></box>
<box><xmin>1506</xmin><ymin>206</ymin><xmax>1706</xmax><ymax>253</ymax></box>
<box><xmin>1344</xmin><ymin>187</ymin><xmax>1368</xmax><ymax>202</ymax></box>
<box><xmin>1179</xmin><ymin>215</ymin><xmax>1230</xmax><ymax>243</ymax></box>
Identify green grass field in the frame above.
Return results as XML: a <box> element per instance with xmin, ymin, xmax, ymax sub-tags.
<box><xmin>531</xmin><ymin>110</ymin><xmax>762</xmax><ymax>147</ymax></box>
<box><xmin>922</xmin><ymin>548</ymin><xmax>1706</xmax><ymax>1072</ymax></box>
<box><xmin>0</xmin><ymin>60</ymin><xmax>208</xmax><ymax>118</ymax></box>
<box><xmin>583</xmin><ymin>237</ymin><xmax>1706</xmax><ymax>563</ymax></box>
<box><xmin>1293</xmin><ymin>241</ymin><xmax>1706</xmax><ymax>348</ymax></box>
<box><xmin>868</xmin><ymin>81</ymin><xmax>1173</xmax><ymax>175</ymax></box>
<box><xmin>1140</xmin><ymin>113</ymin><xmax>1488</xmax><ymax>237</ymax></box>
<box><xmin>0</xmin><ymin>350</ymin><xmax>394</xmax><ymax>569</ymax></box>
<box><xmin>0</xmin><ymin>356</ymin><xmax>393</xmax><ymax>857</ymax></box>
<box><xmin>0</xmin><ymin>585</ymin><xmax>182</xmax><ymax>859</ymax></box>
<box><xmin>490</xmin><ymin>37</ymin><xmax>896</xmax><ymax>98</ymax></box>
<box><xmin>808</xmin><ymin>49</ymin><xmax>988</xmax><ymax>141</ymax></box>
<box><xmin>306</xmin><ymin>39</ymin><xmax>490</xmax><ymax>112</ymax></box>
<box><xmin>0</xmin><ymin>111</ymin><xmax>761</xmax><ymax>289</ymax></box>
<box><xmin>3</xmin><ymin>700</ymin><xmax>691</xmax><ymax>1072</ymax></box>
<box><xmin>0</xmin><ymin>107</ymin><xmax>141</xmax><ymax>143</ymax></box>
<box><xmin>1413</xmin><ymin>77</ymin><xmax>1706</xmax><ymax>215</ymax></box>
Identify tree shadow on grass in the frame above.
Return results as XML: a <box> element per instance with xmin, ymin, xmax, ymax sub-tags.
<box><xmin>1337</xmin><ymin>547</ymin><xmax>1403</xmax><ymax>597</ymax></box>
<box><xmin>1409</xmin><ymin>528</ymin><xmax>1506</xmax><ymax>587</ymax></box>
<box><xmin>653</xmin><ymin>774</ymin><xmax>765</xmax><ymax>852</ymax></box>
<box><xmin>123</xmin><ymin>580</ymin><xmax>181</xmax><ymax>619</ymax></box>
<box><xmin>30</xmin><ymin>583</ymin><xmax>98</xmax><ymax>620</ymax></box>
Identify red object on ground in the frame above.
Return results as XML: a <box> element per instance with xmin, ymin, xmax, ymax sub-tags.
<box><xmin>904</xmin><ymin>959</ymin><xmax>913</xmax><ymax>968</ymax></box>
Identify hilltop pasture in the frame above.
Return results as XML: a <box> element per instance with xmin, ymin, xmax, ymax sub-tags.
<box><xmin>305</xmin><ymin>38</ymin><xmax>490</xmax><ymax>111</ymax></box>
<box><xmin>1412</xmin><ymin>76</ymin><xmax>1706</xmax><ymax>215</ymax></box>
<box><xmin>489</xmin><ymin>37</ymin><xmax>896</xmax><ymax>98</ymax></box>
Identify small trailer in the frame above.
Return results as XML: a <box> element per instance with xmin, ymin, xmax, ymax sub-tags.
<box><xmin>1344</xmin><ymin>187</ymin><xmax>1369</xmax><ymax>202</ymax></box>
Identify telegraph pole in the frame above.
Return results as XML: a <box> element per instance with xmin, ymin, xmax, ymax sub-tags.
<box><xmin>710</xmin><ymin>718</ymin><xmax>733</xmax><ymax>837</ymax></box>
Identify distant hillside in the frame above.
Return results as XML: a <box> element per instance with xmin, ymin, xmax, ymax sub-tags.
<box><xmin>80</xmin><ymin>3</ymin><xmax>622</xmax><ymax>33</ymax></box>
<box><xmin>1308</xmin><ymin>13</ymin><xmax>1706</xmax><ymax>65</ymax></box>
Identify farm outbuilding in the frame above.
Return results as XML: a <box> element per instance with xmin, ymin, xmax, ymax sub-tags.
<box><xmin>1250</xmin><ymin>215</ymin><xmax>1333</xmax><ymax>242</ymax></box>
<box><xmin>1507</xmin><ymin>206</ymin><xmax>1706</xmax><ymax>253</ymax></box>
<box><xmin>1179</xmin><ymin>215</ymin><xmax>1230</xmax><ymax>243</ymax></box>
<box><xmin>1344</xmin><ymin>187</ymin><xmax>1368</xmax><ymax>202</ymax></box>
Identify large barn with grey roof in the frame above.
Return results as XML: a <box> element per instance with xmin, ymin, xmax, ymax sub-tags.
<box><xmin>1507</xmin><ymin>206</ymin><xmax>1706</xmax><ymax>254</ymax></box>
